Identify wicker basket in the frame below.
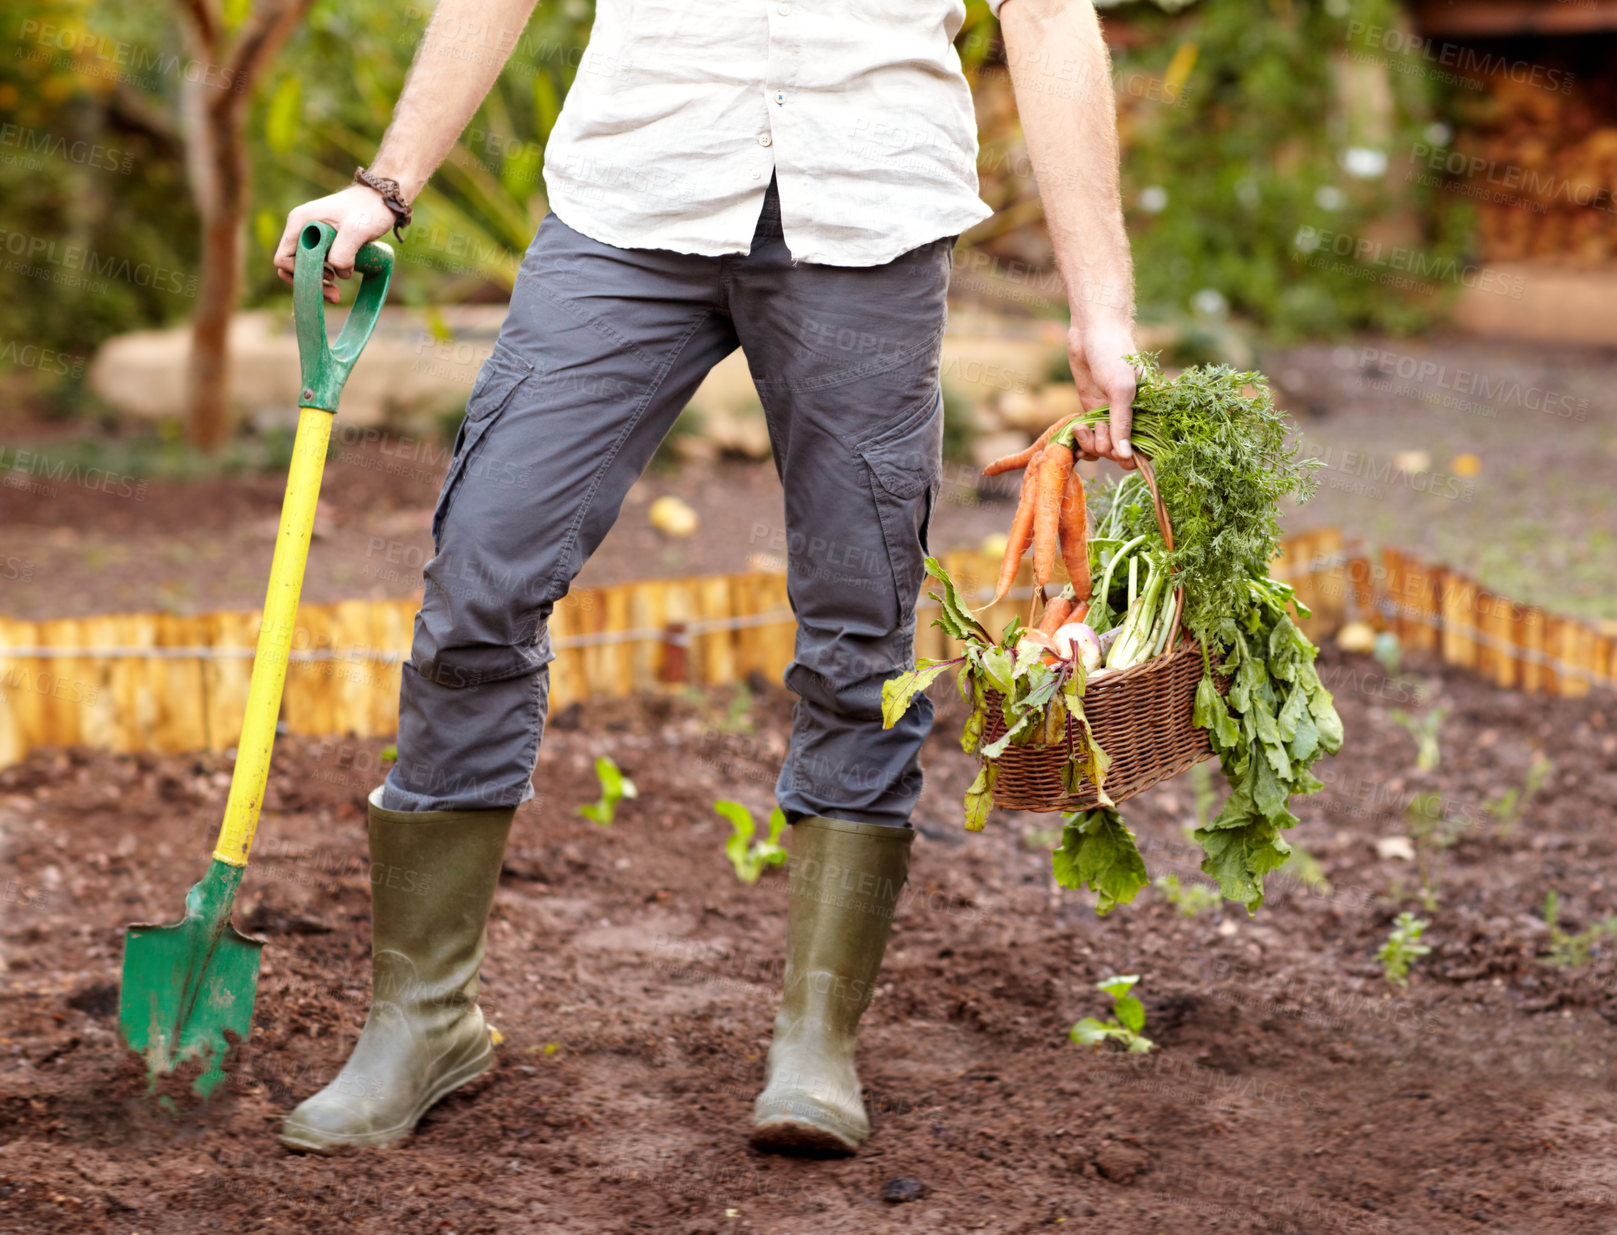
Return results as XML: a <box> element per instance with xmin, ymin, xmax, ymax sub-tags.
<box><xmin>981</xmin><ymin>456</ymin><xmax>1222</xmax><ymax>813</ymax></box>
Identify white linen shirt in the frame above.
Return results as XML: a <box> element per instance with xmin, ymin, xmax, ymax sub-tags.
<box><xmin>541</xmin><ymin>0</ymin><xmax>1006</xmax><ymax>268</ymax></box>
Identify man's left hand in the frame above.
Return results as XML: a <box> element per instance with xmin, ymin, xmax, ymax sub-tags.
<box><xmin>1066</xmin><ymin>316</ymin><xmax>1138</xmax><ymax>469</ymax></box>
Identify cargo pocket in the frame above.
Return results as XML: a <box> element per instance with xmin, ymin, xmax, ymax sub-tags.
<box><xmin>856</xmin><ymin>390</ymin><xmax>944</xmax><ymax>625</ymax></box>
<box><xmin>432</xmin><ymin>342</ymin><xmax>535</xmax><ymax>544</ymax></box>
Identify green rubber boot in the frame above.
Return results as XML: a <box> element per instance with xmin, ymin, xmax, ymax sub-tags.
<box><xmin>751</xmin><ymin>816</ymin><xmax>913</xmax><ymax>1156</ymax></box>
<box><xmin>280</xmin><ymin>789</ymin><xmax>513</xmax><ymax>1153</ymax></box>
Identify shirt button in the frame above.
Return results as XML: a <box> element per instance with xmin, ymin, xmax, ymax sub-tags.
<box><xmin>752</xmin><ymin>169</ymin><xmax>762</xmax><ymax>181</ymax></box>
<box><xmin>758</xmin><ymin>133</ymin><xmax>772</xmax><ymax>147</ymax></box>
<box><xmin>773</xmin><ymin>90</ymin><xmax>785</xmax><ymax>106</ymax></box>
<box><xmin>778</xmin><ymin>3</ymin><xmax>791</xmax><ymax>13</ymax></box>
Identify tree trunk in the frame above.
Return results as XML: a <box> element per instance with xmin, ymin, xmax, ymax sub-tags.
<box><xmin>185</xmin><ymin>104</ymin><xmax>248</xmax><ymax>453</ymax></box>
<box><xmin>175</xmin><ymin>0</ymin><xmax>315</xmax><ymax>452</ymax></box>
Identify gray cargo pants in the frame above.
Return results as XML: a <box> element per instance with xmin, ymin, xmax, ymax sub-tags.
<box><xmin>382</xmin><ymin>182</ymin><xmax>950</xmax><ymax>827</ymax></box>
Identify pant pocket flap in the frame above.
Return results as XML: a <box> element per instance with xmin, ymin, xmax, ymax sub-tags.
<box><xmin>857</xmin><ymin>393</ymin><xmax>942</xmax><ymax>500</ymax></box>
<box><xmin>466</xmin><ymin>342</ymin><xmax>535</xmax><ymax>422</ymax></box>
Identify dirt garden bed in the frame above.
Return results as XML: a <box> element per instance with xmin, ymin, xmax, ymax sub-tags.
<box><xmin>3</xmin><ymin>646</ymin><xmax>1617</xmax><ymax>1233</ymax></box>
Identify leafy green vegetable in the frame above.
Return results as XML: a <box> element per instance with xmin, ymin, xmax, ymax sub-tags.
<box><xmin>714</xmin><ymin>799</ymin><xmax>789</xmax><ymax>884</ymax></box>
<box><xmin>1070</xmin><ymin>975</ymin><xmax>1154</xmax><ymax>1054</ymax></box>
<box><xmin>881</xmin><ymin>660</ymin><xmax>954</xmax><ymax>730</ymax></box>
<box><xmin>1378</xmin><ymin>913</ymin><xmax>1432</xmax><ymax>987</ymax></box>
<box><xmin>578</xmin><ymin>755</ymin><xmax>637</xmax><ymax>827</ymax></box>
<box><xmin>882</xmin><ymin>363</ymin><xmax>1344</xmax><ymax>917</ymax></box>
<box><xmin>1072</xmin><ymin>356</ymin><xmax>1318</xmax><ymax>647</ymax></box>
<box><xmin>1541</xmin><ymin>889</ymin><xmax>1617</xmax><ymax>968</ymax></box>
<box><xmin>1051</xmin><ymin>808</ymin><xmax>1148</xmax><ymax>915</ymax></box>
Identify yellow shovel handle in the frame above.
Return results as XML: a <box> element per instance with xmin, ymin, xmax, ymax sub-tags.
<box><xmin>212</xmin><ymin>407</ymin><xmax>332</xmax><ymax>866</ymax></box>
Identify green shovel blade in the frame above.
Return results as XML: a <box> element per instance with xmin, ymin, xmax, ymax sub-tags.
<box><xmin>119</xmin><ymin>859</ymin><xmax>262</xmax><ymax>1102</ymax></box>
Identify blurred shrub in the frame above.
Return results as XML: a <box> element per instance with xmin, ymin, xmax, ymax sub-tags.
<box><xmin>1109</xmin><ymin>0</ymin><xmax>1468</xmax><ymax>339</ymax></box>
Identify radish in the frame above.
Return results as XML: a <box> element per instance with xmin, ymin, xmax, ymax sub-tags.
<box><xmin>1053</xmin><ymin>622</ymin><xmax>1102</xmax><ymax>671</ymax></box>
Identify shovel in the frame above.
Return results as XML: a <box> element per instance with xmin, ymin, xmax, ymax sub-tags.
<box><xmin>119</xmin><ymin>223</ymin><xmax>393</xmax><ymax>1102</ymax></box>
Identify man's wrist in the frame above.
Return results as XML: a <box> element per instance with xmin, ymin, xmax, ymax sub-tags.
<box><xmin>365</xmin><ymin>158</ymin><xmax>427</xmax><ymax>205</ymax></box>
<box><xmin>1067</xmin><ymin>286</ymin><xmax>1135</xmax><ymax>330</ymax></box>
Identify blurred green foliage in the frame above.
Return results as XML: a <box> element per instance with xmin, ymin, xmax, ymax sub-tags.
<box><xmin>1110</xmin><ymin>0</ymin><xmax>1468</xmax><ymax>338</ymax></box>
<box><xmin>4</xmin><ymin>0</ymin><xmax>1470</xmax><ymax>395</ymax></box>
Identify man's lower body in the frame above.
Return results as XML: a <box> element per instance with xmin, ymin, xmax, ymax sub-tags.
<box><xmin>281</xmin><ymin>183</ymin><xmax>951</xmax><ymax>1155</ymax></box>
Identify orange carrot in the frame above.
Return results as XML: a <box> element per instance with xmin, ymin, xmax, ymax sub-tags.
<box><xmin>993</xmin><ymin>450</ymin><xmax>1042</xmax><ymax>603</ymax></box>
<box><xmin>981</xmin><ymin>413</ymin><xmax>1080</xmax><ymax>477</ymax></box>
<box><xmin>1032</xmin><ymin>443</ymin><xmax>1074</xmax><ymax>587</ymax></box>
<box><xmin>1036</xmin><ymin>595</ymin><xmax>1076</xmax><ymax>635</ymax></box>
<box><xmin>1059</xmin><ymin>467</ymin><xmax>1091</xmax><ymax>601</ymax></box>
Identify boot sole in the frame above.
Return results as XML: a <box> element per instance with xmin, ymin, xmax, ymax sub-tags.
<box><xmin>278</xmin><ymin>1044</ymin><xmax>495</xmax><ymax>1155</ymax></box>
<box><xmin>750</xmin><ymin>1115</ymin><xmax>861</xmax><ymax>1157</ymax></box>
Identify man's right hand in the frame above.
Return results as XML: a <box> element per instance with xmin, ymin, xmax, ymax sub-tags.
<box><xmin>273</xmin><ymin>186</ymin><xmax>399</xmax><ymax>304</ymax></box>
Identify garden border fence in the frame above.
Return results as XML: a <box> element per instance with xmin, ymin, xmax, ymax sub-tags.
<box><xmin>0</xmin><ymin>527</ymin><xmax>1609</xmax><ymax>768</ymax></box>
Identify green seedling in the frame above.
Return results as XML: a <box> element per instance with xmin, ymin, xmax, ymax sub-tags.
<box><xmin>1070</xmin><ymin>975</ymin><xmax>1154</xmax><ymax>1053</ymax></box>
<box><xmin>1153</xmin><ymin>873</ymin><xmax>1222</xmax><ymax>917</ymax></box>
<box><xmin>1378</xmin><ymin>912</ymin><xmax>1431</xmax><ymax>986</ymax></box>
<box><xmin>1390</xmin><ymin>705</ymin><xmax>1449</xmax><ymax>772</ymax></box>
<box><xmin>1485</xmin><ymin>753</ymin><xmax>1553</xmax><ymax>839</ymax></box>
<box><xmin>1541</xmin><ymin>889</ymin><xmax>1617</xmax><ymax>968</ymax></box>
<box><xmin>579</xmin><ymin>755</ymin><xmax>637</xmax><ymax>826</ymax></box>
<box><xmin>713</xmin><ymin>799</ymin><xmax>789</xmax><ymax>884</ymax></box>
<box><xmin>1405</xmin><ymin>791</ymin><xmax>1472</xmax><ymax>911</ymax></box>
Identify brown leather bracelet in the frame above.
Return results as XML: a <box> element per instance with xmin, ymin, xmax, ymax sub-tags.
<box><xmin>353</xmin><ymin>166</ymin><xmax>412</xmax><ymax>243</ymax></box>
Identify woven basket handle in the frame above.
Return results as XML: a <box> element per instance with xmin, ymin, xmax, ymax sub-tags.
<box><xmin>1123</xmin><ymin>453</ymin><xmax>1187</xmax><ymax>646</ymax></box>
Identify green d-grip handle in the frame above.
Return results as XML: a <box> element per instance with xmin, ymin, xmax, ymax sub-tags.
<box><xmin>293</xmin><ymin>221</ymin><xmax>394</xmax><ymax>411</ymax></box>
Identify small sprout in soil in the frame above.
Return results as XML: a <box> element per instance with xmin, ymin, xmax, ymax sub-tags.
<box><xmin>713</xmin><ymin>799</ymin><xmax>788</xmax><ymax>884</ymax></box>
<box><xmin>1404</xmin><ymin>791</ymin><xmax>1472</xmax><ymax>911</ymax></box>
<box><xmin>1540</xmin><ymin>889</ymin><xmax>1617</xmax><ymax>969</ymax></box>
<box><xmin>1153</xmin><ymin>873</ymin><xmax>1222</xmax><ymax>917</ymax></box>
<box><xmin>1486</xmin><ymin>753</ymin><xmax>1553</xmax><ymax>839</ymax></box>
<box><xmin>1391</xmin><ymin>705</ymin><xmax>1449</xmax><ymax>773</ymax></box>
<box><xmin>1070</xmin><ymin>975</ymin><xmax>1154</xmax><ymax>1053</ymax></box>
<box><xmin>379</xmin><ymin>744</ymin><xmax>397</xmax><ymax>763</ymax></box>
<box><xmin>579</xmin><ymin>755</ymin><xmax>637</xmax><ymax>827</ymax></box>
<box><xmin>1378</xmin><ymin>912</ymin><xmax>1432</xmax><ymax>987</ymax></box>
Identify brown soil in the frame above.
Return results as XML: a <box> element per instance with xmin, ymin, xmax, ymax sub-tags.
<box><xmin>9</xmin><ymin>334</ymin><xmax>1612</xmax><ymax>624</ymax></box>
<box><xmin>4</xmin><ymin>648</ymin><xmax>1617</xmax><ymax>1233</ymax></box>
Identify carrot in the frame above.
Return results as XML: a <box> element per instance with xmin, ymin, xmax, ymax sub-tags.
<box><xmin>993</xmin><ymin>450</ymin><xmax>1042</xmax><ymax>602</ymax></box>
<box><xmin>1059</xmin><ymin>467</ymin><xmax>1091</xmax><ymax>600</ymax></box>
<box><xmin>981</xmin><ymin>413</ymin><xmax>1080</xmax><ymax>477</ymax></box>
<box><xmin>1070</xmin><ymin>599</ymin><xmax>1090</xmax><ymax>623</ymax></box>
<box><xmin>1036</xmin><ymin>595</ymin><xmax>1075</xmax><ymax>636</ymax></box>
<box><xmin>1031</xmin><ymin>443</ymin><xmax>1074</xmax><ymax>587</ymax></box>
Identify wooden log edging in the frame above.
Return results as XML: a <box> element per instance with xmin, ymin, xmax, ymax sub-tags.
<box><xmin>0</xmin><ymin>530</ymin><xmax>1608</xmax><ymax>767</ymax></box>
